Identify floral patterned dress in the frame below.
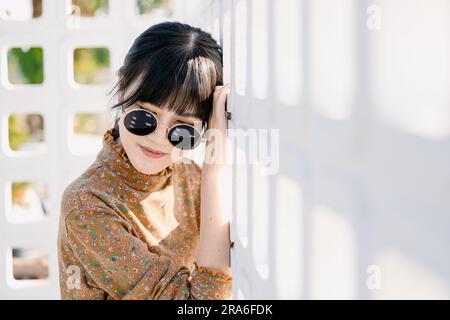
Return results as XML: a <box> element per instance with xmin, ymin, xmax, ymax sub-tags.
<box><xmin>57</xmin><ymin>128</ymin><xmax>232</xmax><ymax>299</ymax></box>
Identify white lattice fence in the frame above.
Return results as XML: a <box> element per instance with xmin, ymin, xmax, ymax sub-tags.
<box><xmin>180</xmin><ymin>0</ymin><xmax>450</xmax><ymax>299</ymax></box>
<box><xmin>0</xmin><ymin>0</ymin><xmax>188</xmax><ymax>300</ymax></box>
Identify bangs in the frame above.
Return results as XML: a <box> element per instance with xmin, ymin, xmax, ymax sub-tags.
<box><xmin>111</xmin><ymin>49</ymin><xmax>222</xmax><ymax>129</ymax></box>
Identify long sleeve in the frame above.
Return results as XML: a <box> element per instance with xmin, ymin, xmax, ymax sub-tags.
<box><xmin>59</xmin><ymin>205</ymin><xmax>232</xmax><ymax>300</ymax></box>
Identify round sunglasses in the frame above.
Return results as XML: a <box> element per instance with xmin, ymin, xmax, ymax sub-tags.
<box><xmin>123</xmin><ymin>107</ymin><xmax>203</xmax><ymax>150</ymax></box>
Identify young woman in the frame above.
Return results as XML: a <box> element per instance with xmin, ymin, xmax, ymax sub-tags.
<box><xmin>57</xmin><ymin>21</ymin><xmax>233</xmax><ymax>300</ymax></box>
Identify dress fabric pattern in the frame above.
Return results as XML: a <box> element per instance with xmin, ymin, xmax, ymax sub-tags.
<box><xmin>57</xmin><ymin>128</ymin><xmax>232</xmax><ymax>300</ymax></box>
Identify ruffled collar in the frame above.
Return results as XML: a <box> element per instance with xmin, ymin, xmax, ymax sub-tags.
<box><xmin>97</xmin><ymin>128</ymin><xmax>174</xmax><ymax>192</ymax></box>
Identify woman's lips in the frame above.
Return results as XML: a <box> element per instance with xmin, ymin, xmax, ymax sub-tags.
<box><xmin>139</xmin><ymin>145</ymin><xmax>167</xmax><ymax>159</ymax></box>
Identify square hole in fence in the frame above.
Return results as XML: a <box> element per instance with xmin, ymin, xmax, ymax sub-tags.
<box><xmin>135</xmin><ymin>0</ymin><xmax>173</xmax><ymax>17</ymax></box>
<box><xmin>70</xmin><ymin>112</ymin><xmax>111</xmax><ymax>155</ymax></box>
<box><xmin>73</xmin><ymin>47</ymin><xmax>111</xmax><ymax>84</ymax></box>
<box><xmin>7</xmin><ymin>181</ymin><xmax>48</xmax><ymax>223</ymax></box>
<box><xmin>7</xmin><ymin>113</ymin><xmax>46</xmax><ymax>153</ymax></box>
<box><xmin>7</xmin><ymin>47</ymin><xmax>44</xmax><ymax>85</ymax></box>
<box><xmin>70</xmin><ymin>0</ymin><xmax>109</xmax><ymax>17</ymax></box>
<box><xmin>0</xmin><ymin>0</ymin><xmax>42</xmax><ymax>21</ymax></box>
<box><xmin>12</xmin><ymin>247</ymin><xmax>48</xmax><ymax>281</ymax></box>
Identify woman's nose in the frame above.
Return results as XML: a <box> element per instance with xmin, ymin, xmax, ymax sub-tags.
<box><xmin>149</xmin><ymin>121</ymin><xmax>170</xmax><ymax>144</ymax></box>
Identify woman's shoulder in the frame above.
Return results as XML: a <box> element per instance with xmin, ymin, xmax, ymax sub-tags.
<box><xmin>60</xmin><ymin>167</ymin><xmax>110</xmax><ymax>217</ymax></box>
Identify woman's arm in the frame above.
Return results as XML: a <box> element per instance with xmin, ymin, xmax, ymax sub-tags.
<box><xmin>195</xmin><ymin>84</ymin><xmax>233</xmax><ymax>277</ymax></box>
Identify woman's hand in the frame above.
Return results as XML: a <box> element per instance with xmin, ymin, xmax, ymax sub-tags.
<box><xmin>202</xmin><ymin>83</ymin><xmax>231</xmax><ymax>175</ymax></box>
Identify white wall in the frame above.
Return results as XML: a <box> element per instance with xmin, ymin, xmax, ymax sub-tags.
<box><xmin>178</xmin><ymin>0</ymin><xmax>450</xmax><ymax>299</ymax></box>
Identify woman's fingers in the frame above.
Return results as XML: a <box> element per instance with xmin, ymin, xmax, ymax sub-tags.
<box><xmin>208</xmin><ymin>84</ymin><xmax>231</xmax><ymax>128</ymax></box>
<box><xmin>213</xmin><ymin>84</ymin><xmax>231</xmax><ymax>112</ymax></box>
<box><xmin>203</xmin><ymin>83</ymin><xmax>232</xmax><ymax>170</ymax></box>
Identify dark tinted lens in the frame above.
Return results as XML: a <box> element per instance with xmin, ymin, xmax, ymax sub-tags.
<box><xmin>168</xmin><ymin>124</ymin><xmax>202</xmax><ymax>150</ymax></box>
<box><xmin>123</xmin><ymin>109</ymin><xmax>157</xmax><ymax>136</ymax></box>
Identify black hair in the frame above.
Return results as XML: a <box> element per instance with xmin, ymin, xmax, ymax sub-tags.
<box><xmin>107</xmin><ymin>21</ymin><xmax>223</xmax><ymax>140</ymax></box>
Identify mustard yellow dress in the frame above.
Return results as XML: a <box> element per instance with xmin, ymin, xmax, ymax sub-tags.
<box><xmin>57</xmin><ymin>128</ymin><xmax>232</xmax><ymax>299</ymax></box>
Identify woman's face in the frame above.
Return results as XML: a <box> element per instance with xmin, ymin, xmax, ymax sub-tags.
<box><xmin>118</xmin><ymin>101</ymin><xmax>202</xmax><ymax>175</ymax></box>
